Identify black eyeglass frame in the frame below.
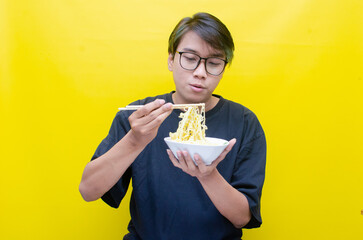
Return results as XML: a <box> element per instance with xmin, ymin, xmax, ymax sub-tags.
<box><xmin>176</xmin><ymin>51</ymin><xmax>228</xmax><ymax>76</ymax></box>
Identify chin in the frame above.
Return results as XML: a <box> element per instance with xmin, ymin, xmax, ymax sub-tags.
<box><xmin>176</xmin><ymin>90</ymin><xmax>209</xmax><ymax>104</ymax></box>
<box><xmin>188</xmin><ymin>95</ymin><xmax>208</xmax><ymax>104</ymax></box>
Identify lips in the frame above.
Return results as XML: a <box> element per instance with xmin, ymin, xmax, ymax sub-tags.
<box><xmin>191</xmin><ymin>83</ymin><xmax>204</xmax><ymax>88</ymax></box>
<box><xmin>189</xmin><ymin>84</ymin><xmax>204</xmax><ymax>92</ymax></box>
<box><xmin>189</xmin><ymin>84</ymin><xmax>205</xmax><ymax>93</ymax></box>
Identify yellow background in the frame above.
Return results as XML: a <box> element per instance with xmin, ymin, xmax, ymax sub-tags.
<box><xmin>1</xmin><ymin>0</ymin><xmax>362</xmax><ymax>239</ymax></box>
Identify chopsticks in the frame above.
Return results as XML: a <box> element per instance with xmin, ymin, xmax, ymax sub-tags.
<box><xmin>118</xmin><ymin>103</ymin><xmax>205</xmax><ymax>111</ymax></box>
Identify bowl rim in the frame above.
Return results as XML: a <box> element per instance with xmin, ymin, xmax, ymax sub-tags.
<box><xmin>164</xmin><ymin>136</ymin><xmax>228</xmax><ymax>146</ymax></box>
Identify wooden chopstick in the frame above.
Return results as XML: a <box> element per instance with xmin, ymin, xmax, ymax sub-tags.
<box><xmin>118</xmin><ymin>103</ymin><xmax>204</xmax><ymax>111</ymax></box>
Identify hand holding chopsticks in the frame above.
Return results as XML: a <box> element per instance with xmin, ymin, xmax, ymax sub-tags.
<box><xmin>118</xmin><ymin>103</ymin><xmax>205</xmax><ymax>111</ymax></box>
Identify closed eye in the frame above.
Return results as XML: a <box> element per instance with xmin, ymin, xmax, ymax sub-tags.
<box><xmin>184</xmin><ymin>56</ymin><xmax>198</xmax><ymax>62</ymax></box>
<box><xmin>207</xmin><ymin>61</ymin><xmax>222</xmax><ymax>66</ymax></box>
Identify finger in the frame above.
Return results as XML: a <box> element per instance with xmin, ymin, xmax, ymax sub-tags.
<box><xmin>133</xmin><ymin>99</ymin><xmax>166</xmax><ymax>118</ymax></box>
<box><xmin>134</xmin><ymin>106</ymin><xmax>172</xmax><ymax>136</ymax></box>
<box><xmin>211</xmin><ymin>138</ymin><xmax>237</xmax><ymax>167</ymax></box>
<box><xmin>177</xmin><ymin>151</ymin><xmax>189</xmax><ymax>170</ymax></box>
<box><xmin>217</xmin><ymin>138</ymin><xmax>236</xmax><ymax>160</ymax></box>
<box><xmin>141</xmin><ymin>103</ymin><xmax>173</xmax><ymax>130</ymax></box>
<box><xmin>129</xmin><ymin>102</ymin><xmax>172</xmax><ymax>131</ymax></box>
<box><xmin>182</xmin><ymin>151</ymin><xmax>197</xmax><ymax>171</ymax></box>
<box><xmin>167</xmin><ymin>149</ymin><xmax>182</xmax><ymax>169</ymax></box>
<box><xmin>194</xmin><ymin>154</ymin><xmax>207</xmax><ymax>172</ymax></box>
<box><xmin>128</xmin><ymin>101</ymin><xmax>163</xmax><ymax>127</ymax></box>
<box><xmin>225</xmin><ymin>138</ymin><xmax>237</xmax><ymax>151</ymax></box>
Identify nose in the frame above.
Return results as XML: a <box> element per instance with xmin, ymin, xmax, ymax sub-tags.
<box><xmin>193</xmin><ymin>59</ymin><xmax>207</xmax><ymax>79</ymax></box>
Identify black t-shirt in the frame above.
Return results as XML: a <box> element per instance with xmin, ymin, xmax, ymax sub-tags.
<box><xmin>91</xmin><ymin>92</ymin><xmax>266</xmax><ymax>240</ymax></box>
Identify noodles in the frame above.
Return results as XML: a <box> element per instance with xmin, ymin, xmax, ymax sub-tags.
<box><xmin>169</xmin><ymin>104</ymin><xmax>208</xmax><ymax>144</ymax></box>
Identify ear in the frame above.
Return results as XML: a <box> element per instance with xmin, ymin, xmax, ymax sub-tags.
<box><xmin>167</xmin><ymin>53</ymin><xmax>174</xmax><ymax>71</ymax></box>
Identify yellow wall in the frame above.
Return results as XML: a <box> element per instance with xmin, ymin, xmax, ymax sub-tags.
<box><xmin>1</xmin><ymin>0</ymin><xmax>362</xmax><ymax>239</ymax></box>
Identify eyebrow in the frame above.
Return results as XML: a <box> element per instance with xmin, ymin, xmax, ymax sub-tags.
<box><xmin>181</xmin><ymin>48</ymin><xmax>225</xmax><ymax>58</ymax></box>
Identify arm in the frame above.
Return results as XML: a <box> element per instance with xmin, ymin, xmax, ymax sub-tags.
<box><xmin>197</xmin><ymin>168</ymin><xmax>251</xmax><ymax>228</ymax></box>
<box><xmin>167</xmin><ymin>139</ymin><xmax>251</xmax><ymax>228</ymax></box>
<box><xmin>79</xmin><ymin>99</ymin><xmax>173</xmax><ymax>202</ymax></box>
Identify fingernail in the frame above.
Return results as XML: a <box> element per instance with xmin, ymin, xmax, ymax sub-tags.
<box><xmin>158</xmin><ymin>99</ymin><xmax>165</xmax><ymax>105</ymax></box>
<box><xmin>163</xmin><ymin>102</ymin><xmax>172</xmax><ymax>110</ymax></box>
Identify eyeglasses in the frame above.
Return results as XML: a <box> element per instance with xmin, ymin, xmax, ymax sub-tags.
<box><xmin>176</xmin><ymin>51</ymin><xmax>228</xmax><ymax>76</ymax></box>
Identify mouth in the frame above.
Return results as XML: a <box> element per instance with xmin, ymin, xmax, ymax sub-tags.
<box><xmin>190</xmin><ymin>83</ymin><xmax>204</xmax><ymax>89</ymax></box>
<box><xmin>189</xmin><ymin>84</ymin><xmax>205</xmax><ymax>93</ymax></box>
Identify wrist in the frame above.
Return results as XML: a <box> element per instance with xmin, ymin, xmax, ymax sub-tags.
<box><xmin>197</xmin><ymin>168</ymin><xmax>220</xmax><ymax>184</ymax></box>
<box><xmin>125</xmin><ymin>130</ymin><xmax>149</xmax><ymax>150</ymax></box>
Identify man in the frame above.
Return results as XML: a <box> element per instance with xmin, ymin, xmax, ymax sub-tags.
<box><xmin>79</xmin><ymin>12</ymin><xmax>266</xmax><ymax>240</ymax></box>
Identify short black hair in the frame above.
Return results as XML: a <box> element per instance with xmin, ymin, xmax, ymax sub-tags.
<box><xmin>168</xmin><ymin>12</ymin><xmax>234</xmax><ymax>63</ymax></box>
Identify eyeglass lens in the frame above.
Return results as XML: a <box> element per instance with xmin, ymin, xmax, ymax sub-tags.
<box><xmin>179</xmin><ymin>52</ymin><xmax>226</xmax><ymax>76</ymax></box>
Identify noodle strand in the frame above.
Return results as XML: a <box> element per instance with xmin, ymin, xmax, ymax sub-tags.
<box><xmin>169</xmin><ymin>104</ymin><xmax>207</xmax><ymax>144</ymax></box>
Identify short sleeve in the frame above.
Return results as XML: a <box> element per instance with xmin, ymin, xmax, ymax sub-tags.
<box><xmin>231</xmin><ymin>113</ymin><xmax>267</xmax><ymax>229</ymax></box>
<box><xmin>91</xmin><ymin>112</ymin><xmax>132</xmax><ymax>208</ymax></box>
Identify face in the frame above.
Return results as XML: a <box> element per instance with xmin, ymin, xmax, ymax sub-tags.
<box><xmin>168</xmin><ymin>31</ymin><xmax>225</xmax><ymax>107</ymax></box>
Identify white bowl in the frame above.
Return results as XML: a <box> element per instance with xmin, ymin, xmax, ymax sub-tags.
<box><xmin>164</xmin><ymin>137</ymin><xmax>229</xmax><ymax>165</ymax></box>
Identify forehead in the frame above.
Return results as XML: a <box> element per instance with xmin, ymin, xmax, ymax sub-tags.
<box><xmin>177</xmin><ymin>31</ymin><xmax>225</xmax><ymax>58</ymax></box>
